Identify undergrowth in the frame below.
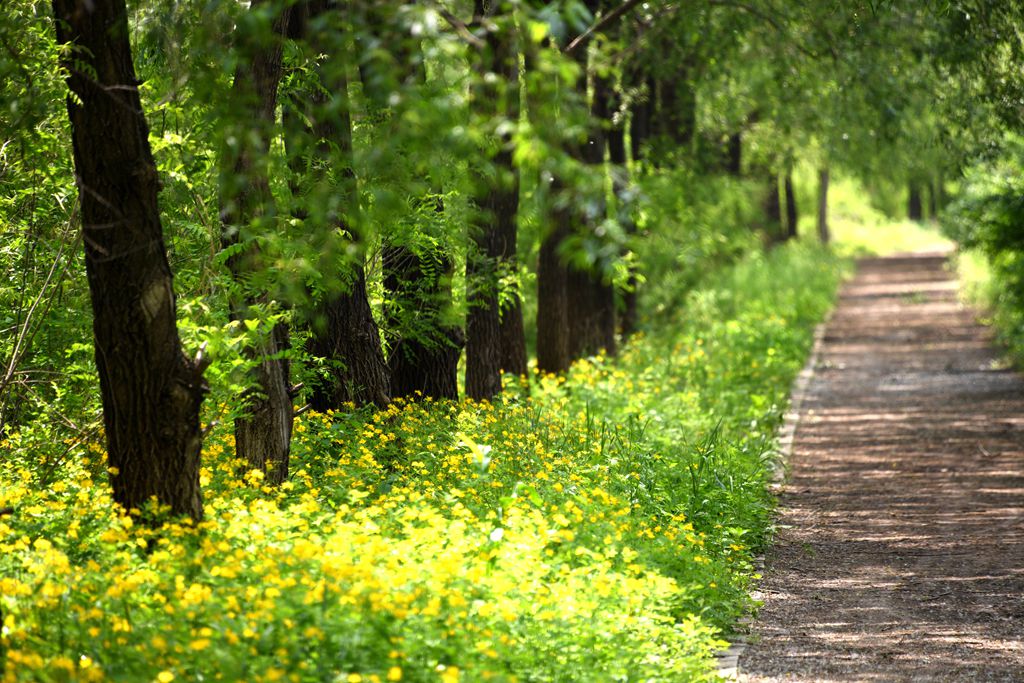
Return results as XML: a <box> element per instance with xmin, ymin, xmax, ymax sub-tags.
<box><xmin>0</xmin><ymin>242</ymin><xmax>843</xmax><ymax>683</ymax></box>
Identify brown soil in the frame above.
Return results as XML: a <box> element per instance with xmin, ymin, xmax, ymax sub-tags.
<box><xmin>738</xmin><ymin>253</ymin><xmax>1024</xmax><ymax>682</ymax></box>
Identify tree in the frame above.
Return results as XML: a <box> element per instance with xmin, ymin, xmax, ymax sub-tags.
<box><xmin>784</xmin><ymin>171</ymin><xmax>798</xmax><ymax>239</ymax></box>
<box><xmin>219</xmin><ymin>0</ymin><xmax>294</xmax><ymax>483</ymax></box>
<box><xmin>52</xmin><ymin>0</ymin><xmax>207</xmax><ymax>520</ymax></box>
<box><xmin>465</xmin><ymin>0</ymin><xmax>527</xmax><ymax>400</ymax></box>
<box><xmin>287</xmin><ymin>1</ymin><xmax>391</xmax><ymax>410</ymax></box>
<box><xmin>817</xmin><ymin>167</ymin><xmax>830</xmax><ymax>244</ymax></box>
<box><xmin>908</xmin><ymin>183</ymin><xmax>924</xmax><ymax>221</ymax></box>
<box><xmin>536</xmin><ymin>0</ymin><xmax>623</xmax><ymax>372</ymax></box>
<box><xmin>359</xmin><ymin>2</ymin><xmax>462</xmax><ymax>400</ymax></box>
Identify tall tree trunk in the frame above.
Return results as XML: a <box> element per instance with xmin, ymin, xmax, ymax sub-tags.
<box><xmin>608</xmin><ymin>87</ymin><xmax>638</xmax><ymax>336</ymax></box>
<box><xmin>497</xmin><ymin>259</ymin><xmax>528</xmax><ymax>380</ymax></box>
<box><xmin>289</xmin><ymin>1</ymin><xmax>390</xmax><ymax>410</ymax></box>
<box><xmin>784</xmin><ymin>171</ymin><xmax>798</xmax><ymax>240</ymax></box>
<box><xmin>537</xmin><ymin>0</ymin><xmax>620</xmax><ymax>368</ymax></box>
<box><xmin>566</xmin><ymin>70</ymin><xmax>617</xmax><ymax>360</ymax></box>
<box><xmin>726</xmin><ymin>131</ymin><xmax>742</xmax><ymax>176</ymax></box>
<box><xmin>534</xmin><ymin>43</ymin><xmax>573</xmax><ymax>373</ymax></box>
<box><xmin>53</xmin><ymin>0</ymin><xmax>206</xmax><ymax>520</ymax></box>
<box><xmin>657</xmin><ymin>60</ymin><xmax>696</xmax><ymax>156</ymax></box>
<box><xmin>629</xmin><ymin>75</ymin><xmax>653</xmax><ymax>164</ymax></box>
<box><xmin>220</xmin><ymin>0</ymin><xmax>293</xmax><ymax>483</ymax></box>
<box><xmin>384</xmin><ymin>243</ymin><xmax>461</xmax><ymax>399</ymax></box>
<box><xmin>908</xmin><ymin>183</ymin><xmax>923</xmax><ymax>221</ymax></box>
<box><xmin>359</xmin><ymin>3</ymin><xmax>460</xmax><ymax>399</ymax></box>
<box><xmin>817</xmin><ymin>167</ymin><xmax>830</xmax><ymax>244</ymax></box>
<box><xmin>764</xmin><ymin>172</ymin><xmax>783</xmax><ymax>243</ymax></box>
<box><xmin>934</xmin><ymin>175</ymin><xmax>947</xmax><ymax>213</ymax></box>
<box><xmin>466</xmin><ymin>3</ymin><xmax>522</xmax><ymax>400</ymax></box>
<box><xmin>927</xmin><ymin>180</ymin><xmax>938</xmax><ymax>219</ymax></box>
<box><xmin>536</xmin><ymin>215</ymin><xmax>572</xmax><ymax>373</ymax></box>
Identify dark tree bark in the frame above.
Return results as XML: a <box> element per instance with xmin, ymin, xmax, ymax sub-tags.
<box><xmin>53</xmin><ymin>0</ymin><xmax>206</xmax><ymax>520</ymax></box>
<box><xmin>933</xmin><ymin>175</ymin><xmax>948</xmax><ymax>213</ymax></box>
<box><xmin>629</xmin><ymin>75</ymin><xmax>654</xmax><ymax>164</ymax></box>
<box><xmin>220</xmin><ymin>0</ymin><xmax>293</xmax><ymax>484</ymax></box>
<box><xmin>567</xmin><ymin>70</ymin><xmax>617</xmax><ymax>359</ymax></box>
<box><xmin>908</xmin><ymin>183</ymin><xmax>924</xmax><ymax>221</ymax></box>
<box><xmin>466</xmin><ymin>2</ymin><xmax>522</xmax><ymax>400</ymax></box>
<box><xmin>536</xmin><ymin>215</ymin><xmax>572</xmax><ymax>373</ymax></box>
<box><xmin>288</xmin><ymin>1</ymin><xmax>391</xmax><ymax>410</ymax></box>
<box><xmin>608</xmin><ymin>88</ymin><xmax>638</xmax><ymax>336</ymax></box>
<box><xmin>497</xmin><ymin>259</ymin><xmax>528</xmax><ymax>380</ymax></box>
<box><xmin>764</xmin><ymin>172</ymin><xmax>783</xmax><ymax>243</ymax></box>
<box><xmin>927</xmin><ymin>181</ymin><xmax>938</xmax><ymax>219</ymax></box>
<box><xmin>659</xmin><ymin>62</ymin><xmax>697</xmax><ymax>153</ymax></box>
<box><xmin>537</xmin><ymin>0</ymin><xmax>619</xmax><ymax>369</ymax></box>
<box><xmin>784</xmin><ymin>171</ymin><xmax>798</xmax><ymax>241</ymax></box>
<box><xmin>726</xmin><ymin>131</ymin><xmax>742</xmax><ymax>176</ymax></box>
<box><xmin>307</xmin><ymin>267</ymin><xmax>391</xmax><ymax>409</ymax></box>
<box><xmin>384</xmin><ymin>244</ymin><xmax>461</xmax><ymax>399</ymax></box>
<box><xmin>817</xmin><ymin>167</ymin><xmax>831</xmax><ymax>244</ymax></box>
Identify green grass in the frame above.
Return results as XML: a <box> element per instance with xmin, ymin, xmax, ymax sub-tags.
<box><xmin>954</xmin><ymin>247</ymin><xmax>1024</xmax><ymax>366</ymax></box>
<box><xmin>0</xmin><ymin>242</ymin><xmax>843</xmax><ymax>682</ymax></box>
<box><xmin>824</xmin><ymin>175</ymin><xmax>953</xmax><ymax>257</ymax></box>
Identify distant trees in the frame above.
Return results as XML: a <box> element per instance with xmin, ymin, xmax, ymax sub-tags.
<box><xmin>35</xmin><ymin>0</ymin><xmax>1004</xmax><ymax>516</ymax></box>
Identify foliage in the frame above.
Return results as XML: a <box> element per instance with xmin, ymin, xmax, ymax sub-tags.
<box><xmin>1</xmin><ymin>241</ymin><xmax>843</xmax><ymax>682</ymax></box>
<box><xmin>945</xmin><ymin>137</ymin><xmax>1024</xmax><ymax>359</ymax></box>
<box><xmin>822</xmin><ymin>172</ymin><xmax>952</xmax><ymax>257</ymax></box>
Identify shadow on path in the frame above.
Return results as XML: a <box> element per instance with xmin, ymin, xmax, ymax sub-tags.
<box><xmin>739</xmin><ymin>253</ymin><xmax>1024</xmax><ymax>682</ymax></box>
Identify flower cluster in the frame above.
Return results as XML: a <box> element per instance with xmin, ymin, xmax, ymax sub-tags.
<box><xmin>0</xmin><ymin>243</ymin><xmax>842</xmax><ymax>682</ymax></box>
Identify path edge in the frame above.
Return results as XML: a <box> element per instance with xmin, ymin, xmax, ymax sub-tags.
<box><xmin>714</xmin><ymin>314</ymin><xmax>831</xmax><ymax>680</ymax></box>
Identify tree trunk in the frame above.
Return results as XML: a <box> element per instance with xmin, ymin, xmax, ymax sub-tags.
<box><xmin>629</xmin><ymin>75</ymin><xmax>653</xmax><ymax>164</ymax></box>
<box><xmin>784</xmin><ymin>171</ymin><xmax>798</xmax><ymax>240</ymax></box>
<box><xmin>817</xmin><ymin>167</ymin><xmax>830</xmax><ymax>244</ymax></box>
<box><xmin>536</xmin><ymin>216</ymin><xmax>572</xmax><ymax>373</ymax></box>
<box><xmin>726</xmin><ymin>131</ymin><xmax>742</xmax><ymax>176</ymax></box>
<box><xmin>53</xmin><ymin>0</ymin><xmax>206</xmax><ymax>520</ymax></box>
<box><xmin>927</xmin><ymin>181</ymin><xmax>938</xmax><ymax>219</ymax></box>
<box><xmin>764</xmin><ymin>172</ymin><xmax>783</xmax><ymax>243</ymax></box>
<box><xmin>908</xmin><ymin>183</ymin><xmax>923</xmax><ymax>221</ymax></box>
<box><xmin>289</xmin><ymin>0</ymin><xmax>390</xmax><ymax>410</ymax></box>
<box><xmin>384</xmin><ymin>243</ymin><xmax>462</xmax><ymax>399</ymax></box>
<box><xmin>657</xmin><ymin>60</ymin><xmax>696</xmax><ymax>156</ymax></box>
<box><xmin>307</xmin><ymin>267</ymin><xmax>391</xmax><ymax>409</ymax></box>
<box><xmin>566</xmin><ymin>71</ymin><xmax>617</xmax><ymax>360</ymax></box>
<box><xmin>359</xmin><ymin>3</ymin><xmax>461</xmax><ymax>400</ymax></box>
<box><xmin>608</xmin><ymin>91</ymin><xmax>638</xmax><ymax>337</ymax></box>
<box><xmin>466</xmin><ymin>4</ymin><xmax>522</xmax><ymax>400</ymax></box>
<box><xmin>220</xmin><ymin>0</ymin><xmax>293</xmax><ymax>483</ymax></box>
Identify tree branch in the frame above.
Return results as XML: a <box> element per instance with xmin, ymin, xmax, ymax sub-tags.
<box><xmin>435</xmin><ymin>7</ymin><xmax>486</xmax><ymax>48</ymax></box>
<box><xmin>706</xmin><ymin>0</ymin><xmax>836</xmax><ymax>61</ymax></box>
<box><xmin>565</xmin><ymin>0</ymin><xmax>648</xmax><ymax>55</ymax></box>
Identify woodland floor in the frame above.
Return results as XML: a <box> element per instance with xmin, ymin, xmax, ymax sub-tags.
<box><xmin>737</xmin><ymin>252</ymin><xmax>1024</xmax><ymax>682</ymax></box>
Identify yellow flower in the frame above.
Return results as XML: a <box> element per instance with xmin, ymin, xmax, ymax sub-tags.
<box><xmin>157</xmin><ymin>672</ymin><xmax>175</xmax><ymax>683</ymax></box>
<box><xmin>387</xmin><ymin>667</ymin><xmax>403</xmax><ymax>681</ymax></box>
<box><xmin>189</xmin><ymin>638</ymin><xmax>211</xmax><ymax>651</ymax></box>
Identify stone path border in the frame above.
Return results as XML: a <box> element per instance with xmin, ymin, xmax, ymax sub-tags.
<box><xmin>714</xmin><ymin>315</ymin><xmax>832</xmax><ymax>679</ymax></box>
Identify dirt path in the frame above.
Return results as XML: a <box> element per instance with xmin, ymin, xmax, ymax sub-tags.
<box><xmin>738</xmin><ymin>253</ymin><xmax>1024</xmax><ymax>682</ymax></box>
